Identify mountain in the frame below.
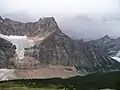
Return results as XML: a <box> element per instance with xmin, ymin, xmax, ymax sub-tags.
<box><xmin>89</xmin><ymin>35</ymin><xmax>113</xmax><ymax>46</ymax></box>
<box><xmin>1</xmin><ymin>17</ymin><xmax>60</xmax><ymax>37</ymax></box>
<box><xmin>89</xmin><ymin>35</ymin><xmax>115</xmax><ymax>55</ymax></box>
<box><xmin>0</xmin><ymin>16</ymin><xmax>120</xmax><ymax>80</ymax></box>
<box><xmin>90</xmin><ymin>35</ymin><xmax>120</xmax><ymax>62</ymax></box>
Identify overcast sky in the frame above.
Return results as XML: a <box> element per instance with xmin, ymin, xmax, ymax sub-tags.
<box><xmin>0</xmin><ymin>0</ymin><xmax>120</xmax><ymax>40</ymax></box>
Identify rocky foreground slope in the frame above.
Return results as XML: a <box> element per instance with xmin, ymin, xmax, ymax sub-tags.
<box><xmin>0</xmin><ymin>16</ymin><xmax>120</xmax><ymax>79</ymax></box>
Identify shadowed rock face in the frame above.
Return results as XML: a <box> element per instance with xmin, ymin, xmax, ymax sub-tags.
<box><xmin>0</xmin><ymin>38</ymin><xmax>16</xmax><ymax>68</ymax></box>
<box><xmin>0</xmin><ymin>16</ymin><xmax>120</xmax><ymax>74</ymax></box>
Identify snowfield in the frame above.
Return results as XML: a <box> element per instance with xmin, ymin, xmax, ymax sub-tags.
<box><xmin>111</xmin><ymin>57</ymin><xmax>120</xmax><ymax>62</ymax></box>
<box><xmin>0</xmin><ymin>34</ymin><xmax>35</xmax><ymax>59</ymax></box>
<box><xmin>111</xmin><ymin>51</ymin><xmax>120</xmax><ymax>62</ymax></box>
<box><xmin>0</xmin><ymin>69</ymin><xmax>17</xmax><ymax>81</ymax></box>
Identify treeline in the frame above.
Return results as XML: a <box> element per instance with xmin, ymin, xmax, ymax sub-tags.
<box><xmin>1</xmin><ymin>71</ymin><xmax>120</xmax><ymax>90</ymax></box>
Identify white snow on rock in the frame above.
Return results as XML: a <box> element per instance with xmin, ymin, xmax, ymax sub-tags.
<box><xmin>111</xmin><ymin>57</ymin><xmax>120</xmax><ymax>62</ymax></box>
<box><xmin>0</xmin><ymin>69</ymin><xmax>16</xmax><ymax>81</ymax></box>
<box><xmin>111</xmin><ymin>51</ymin><xmax>120</xmax><ymax>62</ymax></box>
<box><xmin>0</xmin><ymin>34</ymin><xmax>35</xmax><ymax>59</ymax></box>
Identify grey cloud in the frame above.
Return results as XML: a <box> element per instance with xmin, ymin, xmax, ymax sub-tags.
<box><xmin>1</xmin><ymin>13</ymin><xmax>37</xmax><ymax>22</ymax></box>
<box><xmin>58</xmin><ymin>14</ymin><xmax>120</xmax><ymax>40</ymax></box>
<box><xmin>1</xmin><ymin>13</ymin><xmax>120</xmax><ymax>40</ymax></box>
<box><xmin>0</xmin><ymin>0</ymin><xmax>120</xmax><ymax>40</ymax></box>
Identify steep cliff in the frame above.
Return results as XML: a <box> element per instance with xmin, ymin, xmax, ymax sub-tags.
<box><xmin>0</xmin><ymin>37</ymin><xmax>16</xmax><ymax>68</ymax></box>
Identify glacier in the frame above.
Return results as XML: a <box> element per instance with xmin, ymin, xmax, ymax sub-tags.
<box><xmin>0</xmin><ymin>34</ymin><xmax>35</xmax><ymax>59</ymax></box>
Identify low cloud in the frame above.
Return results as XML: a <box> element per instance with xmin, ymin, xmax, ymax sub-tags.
<box><xmin>59</xmin><ymin>14</ymin><xmax>120</xmax><ymax>40</ymax></box>
<box><xmin>0</xmin><ymin>0</ymin><xmax>120</xmax><ymax>40</ymax></box>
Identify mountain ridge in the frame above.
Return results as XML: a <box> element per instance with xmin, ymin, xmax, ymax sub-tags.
<box><xmin>89</xmin><ymin>35</ymin><xmax>120</xmax><ymax>62</ymax></box>
<box><xmin>0</xmin><ymin>16</ymin><xmax>120</xmax><ymax>80</ymax></box>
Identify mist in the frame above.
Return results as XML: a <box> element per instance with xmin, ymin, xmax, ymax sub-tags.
<box><xmin>0</xmin><ymin>0</ymin><xmax>120</xmax><ymax>40</ymax></box>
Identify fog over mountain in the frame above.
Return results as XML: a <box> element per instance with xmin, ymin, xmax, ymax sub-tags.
<box><xmin>59</xmin><ymin>14</ymin><xmax>120</xmax><ymax>40</ymax></box>
<box><xmin>2</xmin><ymin>13</ymin><xmax>120</xmax><ymax>40</ymax></box>
<box><xmin>0</xmin><ymin>0</ymin><xmax>120</xmax><ymax>40</ymax></box>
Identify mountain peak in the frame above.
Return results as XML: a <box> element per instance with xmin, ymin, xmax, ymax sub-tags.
<box><xmin>38</xmin><ymin>17</ymin><xmax>55</xmax><ymax>21</ymax></box>
<box><xmin>0</xmin><ymin>16</ymin><xmax>4</xmax><ymax>22</ymax></box>
<box><xmin>38</xmin><ymin>17</ymin><xmax>59</xmax><ymax>28</ymax></box>
<box><xmin>100</xmin><ymin>35</ymin><xmax>111</xmax><ymax>40</ymax></box>
<box><xmin>0</xmin><ymin>16</ymin><xmax>62</xmax><ymax>36</ymax></box>
<box><xmin>37</xmin><ymin>17</ymin><xmax>61</xmax><ymax>34</ymax></box>
<box><xmin>4</xmin><ymin>18</ymin><xmax>11</xmax><ymax>21</ymax></box>
<box><xmin>89</xmin><ymin>35</ymin><xmax>113</xmax><ymax>46</ymax></box>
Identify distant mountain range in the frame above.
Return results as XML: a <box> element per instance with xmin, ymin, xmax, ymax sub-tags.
<box><xmin>59</xmin><ymin>15</ymin><xmax>120</xmax><ymax>40</ymax></box>
<box><xmin>0</xmin><ymin>16</ymin><xmax>120</xmax><ymax>80</ymax></box>
<box><xmin>89</xmin><ymin>35</ymin><xmax>120</xmax><ymax>61</ymax></box>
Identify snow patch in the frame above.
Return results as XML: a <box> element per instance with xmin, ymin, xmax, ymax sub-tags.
<box><xmin>111</xmin><ymin>57</ymin><xmax>120</xmax><ymax>62</ymax></box>
<box><xmin>0</xmin><ymin>69</ymin><xmax>16</xmax><ymax>81</ymax></box>
<box><xmin>9</xmin><ymin>35</ymin><xmax>27</xmax><ymax>39</ymax></box>
<box><xmin>110</xmin><ymin>51</ymin><xmax>120</xmax><ymax>62</ymax></box>
<box><xmin>0</xmin><ymin>34</ymin><xmax>35</xmax><ymax>59</ymax></box>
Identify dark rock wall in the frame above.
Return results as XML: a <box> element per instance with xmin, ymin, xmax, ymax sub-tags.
<box><xmin>0</xmin><ymin>38</ymin><xmax>16</xmax><ymax>68</ymax></box>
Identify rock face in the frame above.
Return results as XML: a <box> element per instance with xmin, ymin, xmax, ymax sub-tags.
<box><xmin>2</xmin><ymin>17</ymin><xmax>60</xmax><ymax>37</ymax></box>
<box><xmin>89</xmin><ymin>35</ymin><xmax>120</xmax><ymax>65</ymax></box>
<box><xmin>33</xmin><ymin>34</ymin><xmax>120</xmax><ymax>73</ymax></box>
<box><xmin>90</xmin><ymin>35</ymin><xmax>120</xmax><ymax>56</ymax></box>
<box><xmin>0</xmin><ymin>16</ymin><xmax>120</xmax><ymax>75</ymax></box>
<box><xmin>0</xmin><ymin>37</ymin><xmax>16</xmax><ymax>68</ymax></box>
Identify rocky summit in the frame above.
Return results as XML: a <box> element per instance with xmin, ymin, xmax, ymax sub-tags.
<box><xmin>90</xmin><ymin>35</ymin><xmax>120</xmax><ymax>57</ymax></box>
<box><xmin>0</xmin><ymin>16</ymin><xmax>120</xmax><ymax>80</ymax></box>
